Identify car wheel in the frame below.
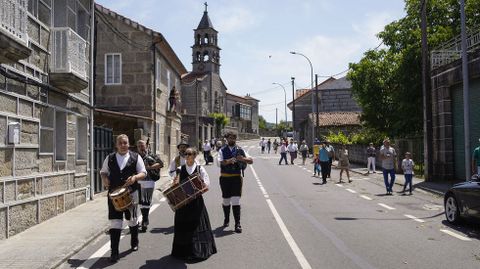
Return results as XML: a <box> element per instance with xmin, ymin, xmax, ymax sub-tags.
<box><xmin>445</xmin><ymin>194</ymin><xmax>461</xmax><ymax>224</ymax></box>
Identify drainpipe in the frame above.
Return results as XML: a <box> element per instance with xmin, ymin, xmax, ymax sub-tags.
<box><xmin>89</xmin><ymin>0</ymin><xmax>95</xmax><ymax>200</ymax></box>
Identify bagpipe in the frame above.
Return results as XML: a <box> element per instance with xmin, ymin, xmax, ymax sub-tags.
<box><xmin>144</xmin><ymin>138</ymin><xmax>163</xmax><ymax>181</ymax></box>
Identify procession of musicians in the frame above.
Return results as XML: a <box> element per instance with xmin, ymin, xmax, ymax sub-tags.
<box><xmin>100</xmin><ymin>131</ymin><xmax>252</xmax><ymax>263</ymax></box>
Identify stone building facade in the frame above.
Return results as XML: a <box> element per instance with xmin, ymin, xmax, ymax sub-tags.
<box><xmin>94</xmin><ymin>4</ymin><xmax>187</xmax><ymax>174</ymax></box>
<box><xmin>181</xmin><ymin>5</ymin><xmax>259</xmax><ymax>145</ymax></box>
<box><xmin>226</xmin><ymin>93</ymin><xmax>260</xmax><ymax>135</ymax></box>
<box><xmin>0</xmin><ymin>0</ymin><xmax>94</xmax><ymax>239</ymax></box>
<box><xmin>288</xmin><ymin>76</ymin><xmax>361</xmax><ymax>143</ymax></box>
<box><xmin>430</xmin><ymin>31</ymin><xmax>480</xmax><ymax>181</ymax></box>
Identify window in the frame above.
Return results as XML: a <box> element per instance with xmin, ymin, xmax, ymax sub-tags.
<box><xmin>156</xmin><ymin>59</ymin><xmax>161</xmax><ymax>87</ymax></box>
<box><xmin>55</xmin><ymin>111</ymin><xmax>67</xmax><ymax>161</ymax></box>
<box><xmin>76</xmin><ymin>117</ymin><xmax>88</xmax><ymax>160</ymax></box>
<box><xmin>40</xmin><ymin>106</ymin><xmax>54</xmax><ymax>153</ymax></box>
<box><xmin>167</xmin><ymin>69</ymin><xmax>171</xmax><ymax>90</ymax></box>
<box><xmin>239</xmin><ymin>104</ymin><xmax>251</xmax><ymax>120</ymax></box>
<box><xmin>105</xmin><ymin>53</ymin><xmax>122</xmax><ymax>85</ymax></box>
<box><xmin>29</xmin><ymin>0</ymin><xmax>52</xmax><ymax>26</ymax></box>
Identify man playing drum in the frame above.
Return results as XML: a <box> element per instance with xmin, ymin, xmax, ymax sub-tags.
<box><xmin>168</xmin><ymin>140</ymin><xmax>190</xmax><ymax>178</ymax></box>
<box><xmin>217</xmin><ymin>131</ymin><xmax>253</xmax><ymax>233</ymax></box>
<box><xmin>137</xmin><ymin>140</ymin><xmax>163</xmax><ymax>233</ymax></box>
<box><xmin>100</xmin><ymin>134</ymin><xmax>147</xmax><ymax>263</ymax></box>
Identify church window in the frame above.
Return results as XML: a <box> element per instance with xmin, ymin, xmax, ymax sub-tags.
<box><xmin>196</xmin><ymin>34</ymin><xmax>201</xmax><ymax>45</ymax></box>
<box><xmin>203</xmin><ymin>51</ymin><xmax>209</xmax><ymax>62</ymax></box>
<box><xmin>196</xmin><ymin>51</ymin><xmax>201</xmax><ymax>62</ymax></box>
<box><xmin>204</xmin><ymin>34</ymin><xmax>209</xmax><ymax>44</ymax></box>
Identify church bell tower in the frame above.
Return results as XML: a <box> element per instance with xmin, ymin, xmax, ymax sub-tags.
<box><xmin>192</xmin><ymin>2</ymin><xmax>221</xmax><ymax>74</ymax></box>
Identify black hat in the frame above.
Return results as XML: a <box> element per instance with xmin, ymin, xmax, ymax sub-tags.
<box><xmin>177</xmin><ymin>140</ymin><xmax>190</xmax><ymax>149</ymax></box>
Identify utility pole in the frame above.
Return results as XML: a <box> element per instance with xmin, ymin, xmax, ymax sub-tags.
<box><xmin>315</xmin><ymin>74</ymin><xmax>319</xmax><ymax>140</ymax></box>
<box><xmin>291</xmin><ymin>77</ymin><xmax>296</xmax><ymax>139</ymax></box>
<box><xmin>421</xmin><ymin>0</ymin><xmax>433</xmax><ymax>181</ymax></box>
<box><xmin>276</xmin><ymin>108</ymin><xmax>278</xmax><ymax>128</ymax></box>
<box><xmin>460</xmin><ymin>0</ymin><xmax>471</xmax><ymax>179</ymax></box>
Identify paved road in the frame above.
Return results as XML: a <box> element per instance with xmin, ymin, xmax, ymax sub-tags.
<box><xmin>60</xmin><ymin>140</ymin><xmax>480</xmax><ymax>269</ymax></box>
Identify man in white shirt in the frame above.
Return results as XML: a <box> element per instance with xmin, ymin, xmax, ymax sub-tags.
<box><xmin>203</xmin><ymin>140</ymin><xmax>212</xmax><ymax>165</ymax></box>
<box><xmin>100</xmin><ymin>134</ymin><xmax>147</xmax><ymax>263</ymax></box>
<box><xmin>287</xmin><ymin>139</ymin><xmax>298</xmax><ymax>164</ymax></box>
<box><xmin>168</xmin><ymin>140</ymin><xmax>190</xmax><ymax>178</ymax></box>
<box><xmin>278</xmin><ymin>141</ymin><xmax>288</xmax><ymax>165</ymax></box>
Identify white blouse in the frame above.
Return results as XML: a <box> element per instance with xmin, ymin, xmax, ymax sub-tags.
<box><xmin>185</xmin><ymin>163</ymin><xmax>210</xmax><ymax>187</ymax></box>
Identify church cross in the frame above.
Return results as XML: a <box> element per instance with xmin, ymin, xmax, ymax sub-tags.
<box><xmin>204</xmin><ymin>2</ymin><xmax>208</xmax><ymax>12</ymax></box>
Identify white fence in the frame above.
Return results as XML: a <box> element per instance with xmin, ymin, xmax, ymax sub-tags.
<box><xmin>431</xmin><ymin>30</ymin><xmax>480</xmax><ymax>69</ymax></box>
<box><xmin>0</xmin><ymin>0</ymin><xmax>28</xmax><ymax>44</ymax></box>
<box><xmin>51</xmin><ymin>27</ymin><xmax>87</xmax><ymax>80</ymax></box>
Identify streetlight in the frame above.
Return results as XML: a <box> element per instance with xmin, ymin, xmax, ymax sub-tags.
<box><xmin>272</xmin><ymin>82</ymin><xmax>288</xmax><ymax>123</ymax></box>
<box><xmin>290</xmin><ymin>51</ymin><xmax>314</xmax><ymax>143</ymax></box>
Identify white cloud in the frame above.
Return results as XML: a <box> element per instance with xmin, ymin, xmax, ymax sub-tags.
<box><xmin>352</xmin><ymin>12</ymin><xmax>397</xmax><ymax>46</ymax></box>
<box><xmin>215</xmin><ymin>6</ymin><xmax>258</xmax><ymax>33</ymax></box>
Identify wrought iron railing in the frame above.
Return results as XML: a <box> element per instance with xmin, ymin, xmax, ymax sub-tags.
<box><xmin>0</xmin><ymin>0</ymin><xmax>28</xmax><ymax>44</ymax></box>
<box><xmin>431</xmin><ymin>29</ymin><xmax>480</xmax><ymax>69</ymax></box>
<box><xmin>50</xmin><ymin>27</ymin><xmax>87</xmax><ymax>80</ymax></box>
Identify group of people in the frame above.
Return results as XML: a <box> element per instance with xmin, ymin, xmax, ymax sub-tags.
<box><xmin>100</xmin><ymin>131</ymin><xmax>252</xmax><ymax>263</ymax></box>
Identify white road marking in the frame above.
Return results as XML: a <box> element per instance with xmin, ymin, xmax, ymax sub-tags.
<box><xmin>335</xmin><ymin>184</ymin><xmax>343</xmax><ymax>187</ymax></box>
<box><xmin>306</xmin><ymin>170</ymin><xmax>312</xmax><ymax>173</ymax></box>
<box><xmin>404</xmin><ymin>214</ymin><xmax>425</xmax><ymax>223</ymax></box>
<box><xmin>346</xmin><ymin>188</ymin><xmax>357</xmax><ymax>194</ymax></box>
<box><xmin>377</xmin><ymin>203</ymin><xmax>395</xmax><ymax>210</ymax></box>
<box><xmin>362</xmin><ymin>177</ymin><xmax>370</xmax><ymax>180</ymax></box>
<box><xmin>440</xmin><ymin>229</ymin><xmax>472</xmax><ymax>241</ymax></box>
<box><xmin>250</xmin><ymin>166</ymin><xmax>312</xmax><ymax>269</ymax></box>
<box><xmin>77</xmin><ymin>202</ymin><xmax>162</xmax><ymax>269</ymax></box>
<box><xmin>360</xmin><ymin>195</ymin><xmax>372</xmax><ymax>201</ymax></box>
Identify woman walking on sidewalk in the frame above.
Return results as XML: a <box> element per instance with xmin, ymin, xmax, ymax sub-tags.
<box><xmin>279</xmin><ymin>141</ymin><xmax>288</xmax><ymax>165</ymax></box>
<box><xmin>337</xmin><ymin>144</ymin><xmax>351</xmax><ymax>183</ymax></box>
<box><xmin>299</xmin><ymin>140</ymin><xmax>309</xmax><ymax>165</ymax></box>
<box><xmin>401</xmin><ymin>152</ymin><xmax>415</xmax><ymax>195</ymax></box>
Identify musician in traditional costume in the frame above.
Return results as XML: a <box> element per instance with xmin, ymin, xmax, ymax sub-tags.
<box><xmin>137</xmin><ymin>140</ymin><xmax>163</xmax><ymax>232</ymax></box>
<box><xmin>171</xmin><ymin>147</ymin><xmax>217</xmax><ymax>261</ymax></box>
<box><xmin>100</xmin><ymin>134</ymin><xmax>146</xmax><ymax>263</ymax></box>
<box><xmin>168</xmin><ymin>140</ymin><xmax>190</xmax><ymax>178</ymax></box>
<box><xmin>218</xmin><ymin>131</ymin><xmax>253</xmax><ymax>233</ymax></box>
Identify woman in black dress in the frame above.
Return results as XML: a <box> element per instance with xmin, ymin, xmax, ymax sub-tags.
<box><xmin>171</xmin><ymin>147</ymin><xmax>217</xmax><ymax>261</ymax></box>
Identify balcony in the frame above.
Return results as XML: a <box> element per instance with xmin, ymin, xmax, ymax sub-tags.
<box><xmin>0</xmin><ymin>0</ymin><xmax>31</xmax><ymax>63</ymax></box>
<box><xmin>50</xmin><ymin>27</ymin><xmax>88</xmax><ymax>93</ymax></box>
<box><xmin>431</xmin><ymin>30</ymin><xmax>480</xmax><ymax>69</ymax></box>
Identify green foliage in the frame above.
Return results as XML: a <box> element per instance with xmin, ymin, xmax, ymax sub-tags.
<box><xmin>258</xmin><ymin>115</ymin><xmax>267</xmax><ymax>130</ymax></box>
<box><xmin>325</xmin><ymin>131</ymin><xmax>351</xmax><ymax>145</ymax></box>
<box><xmin>209</xmin><ymin>113</ymin><xmax>229</xmax><ymax>128</ymax></box>
<box><xmin>348</xmin><ymin>0</ymin><xmax>480</xmax><ymax>138</ymax></box>
<box><xmin>326</xmin><ymin>129</ymin><xmax>387</xmax><ymax>146</ymax></box>
<box><xmin>275</xmin><ymin>120</ymin><xmax>292</xmax><ymax>131</ymax></box>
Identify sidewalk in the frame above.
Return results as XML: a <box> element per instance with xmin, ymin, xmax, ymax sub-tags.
<box><xmin>0</xmin><ymin>172</ymin><xmax>172</xmax><ymax>269</ymax></box>
<box><xmin>346</xmin><ymin>163</ymin><xmax>455</xmax><ymax>196</ymax></box>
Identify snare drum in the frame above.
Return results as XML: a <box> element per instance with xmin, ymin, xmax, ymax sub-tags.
<box><xmin>163</xmin><ymin>173</ymin><xmax>208</xmax><ymax>211</ymax></box>
<box><xmin>109</xmin><ymin>187</ymin><xmax>132</xmax><ymax>212</ymax></box>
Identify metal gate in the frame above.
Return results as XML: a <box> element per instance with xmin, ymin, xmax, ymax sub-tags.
<box><xmin>93</xmin><ymin>126</ymin><xmax>113</xmax><ymax>193</ymax></box>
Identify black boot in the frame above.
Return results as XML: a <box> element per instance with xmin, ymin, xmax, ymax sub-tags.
<box><xmin>222</xmin><ymin>205</ymin><xmax>230</xmax><ymax>227</ymax></box>
<box><xmin>109</xmin><ymin>229</ymin><xmax>121</xmax><ymax>263</ymax></box>
<box><xmin>232</xmin><ymin>205</ymin><xmax>242</xmax><ymax>233</ymax></box>
<box><xmin>140</xmin><ymin>208</ymin><xmax>149</xmax><ymax>232</ymax></box>
<box><xmin>129</xmin><ymin>225</ymin><xmax>139</xmax><ymax>251</ymax></box>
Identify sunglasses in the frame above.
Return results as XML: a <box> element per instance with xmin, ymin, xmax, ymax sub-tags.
<box><xmin>185</xmin><ymin>152</ymin><xmax>195</xmax><ymax>156</ymax></box>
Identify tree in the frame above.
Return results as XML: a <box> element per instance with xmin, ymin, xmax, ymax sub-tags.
<box><xmin>348</xmin><ymin>0</ymin><xmax>480</xmax><ymax>138</ymax></box>
<box><xmin>209</xmin><ymin>113</ymin><xmax>230</xmax><ymax>137</ymax></box>
<box><xmin>258</xmin><ymin>115</ymin><xmax>267</xmax><ymax>130</ymax></box>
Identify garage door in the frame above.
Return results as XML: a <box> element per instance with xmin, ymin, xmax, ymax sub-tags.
<box><xmin>452</xmin><ymin>79</ymin><xmax>480</xmax><ymax>180</ymax></box>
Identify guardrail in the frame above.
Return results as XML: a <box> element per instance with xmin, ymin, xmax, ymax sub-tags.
<box><xmin>50</xmin><ymin>27</ymin><xmax>87</xmax><ymax>79</ymax></box>
<box><xmin>431</xmin><ymin>30</ymin><xmax>480</xmax><ymax>69</ymax></box>
<box><xmin>0</xmin><ymin>0</ymin><xmax>28</xmax><ymax>44</ymax></box>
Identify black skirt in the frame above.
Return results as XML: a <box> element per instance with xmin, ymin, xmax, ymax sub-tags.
<box><xmin>171</xmin><ymin>195</ymin><xmax>217</xmax><ymax>260</ymax></box>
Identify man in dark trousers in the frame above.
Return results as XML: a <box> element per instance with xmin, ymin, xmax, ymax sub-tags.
<box><xmin>217</xmin><ymin>131</ymin><xmax>253</xmax><ymax>233</ymax></box>
<box><xmin>100</xmin><ymin>134</ymin><xmax>147</xmax><ymax>263</ymax></box>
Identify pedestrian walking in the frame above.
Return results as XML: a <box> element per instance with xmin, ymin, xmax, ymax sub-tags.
<box><xmin>210</xmin><ymin>138</ymin><xmax>216</xmax><ymax>151</ymax></box>
<box><xmin>325</xmin><ymin>140</ymin><xmax>335</xmax><ymax>178</ymax></box>
<box><xmin>218</xmin><ymin>131</ymin><xmax>253</xmax><ymax>233</ymax></box>
<box><xmin>401</xmin><ymin>152</ymin><xmax>414</xmax><ymax>195</ymax></box>
<box><xmin>273</xmin><ymin>139</ymin><xmax>279</xmax><ymax>154</ymax></box>
<box><xmin>312</xmin><ymin>153</ymin><xmax>321</xmax><ymax>176</ymax></box>
<box><xmin>319</xmin><ymin>143</ymin><xmax>330</xmax><ymax>184</ymax></box>
<box><xmin>472</xmin><ymin>138</ymin><xmax>480</xmax><ymax>175</ymax></box>
<box><xmin>380</xmin><ymin>138</ymin><xmax>397</xmax><ymax>195</ymax></box>
<box><xmin>100</xmin><ymin>134</ymin><xmax>147</xmax><ymax>263</ymax></box>
<box><xmin>267</xmin><ymin>139</ymin><xmax>272</xmax><ymax>154</ymax></box>
<box><xmin>278</xmin><ymin>141</ymin><xmax>288</xmax><ymax>165</ymax></box>
<box><xmin>259</xmin><ymin>138</ymin><xmax>266</xmax><ymax>154</ymax></box>
<box><xmin>287</xmin><ymin>139</ymin><xmax>298</xmax><ymax>164</ymax></box>
<box><xmin>137</xmin><ymin>140</ymin><xmax>163</xmax><ymax>233</ymax></box>
<box><xmin>171</xmin><ymin>147</ymin><xmax>217</xmax><ymax>261</ymax></box>
<box><xmin>337</xmin><ymin>144</ymin><xmax>351</xmax><ymax>183</ymax></box>
<box><xmin>299</xmin><ymin>140</ymin><xmax>309</xmax><ymax>165</ymax></box>
<box><xmin>366</xmin><ymin>142</ymin><xmax>376</xmax><ymax>173</ymax></box>
<box><xmin>203</xmin><ymin>140</ymin><xmax>212</xmax><ymax>165</ymax></box>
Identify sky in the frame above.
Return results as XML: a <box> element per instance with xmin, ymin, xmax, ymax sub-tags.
<box><xmin>96</xmin><ymin>0</ymin><xmax>407</xmax><ymax>123</ymax></box>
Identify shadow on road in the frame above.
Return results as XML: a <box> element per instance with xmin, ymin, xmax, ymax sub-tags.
<box><xmin>441</xmin><ymin>220</ymin><xmax>480</xmax><ymax>240</ymax></box>
<box><xmin>139</xmin><ymin>255</ymin><xmax>186</xmax><ymax>269</ymax></box>
<box><xmin>213</xmin><ymin>226</ymin><xmax>235</xmax><ymax>237</ymax></box>
<box><xmin>66</xmin><ymin>249</ymin><xmax>135</xmax><ymax>269</ymax></box>
<box><xmin>150</xmin><ymin>226</ymin><xmax>174</xmax><ymax>235</ymax></box>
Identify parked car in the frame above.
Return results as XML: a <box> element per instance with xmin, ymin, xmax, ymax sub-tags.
<box><xmin>444</xmin><ymin>175</ymin><xmax>480</xmax><ymax>224</ymax></box>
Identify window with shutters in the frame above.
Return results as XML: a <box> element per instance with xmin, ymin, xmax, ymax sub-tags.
<box><xmin>105</xmin><ymin>53</ymin><xmax>122</xmax><ymax>85</ymax></box>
